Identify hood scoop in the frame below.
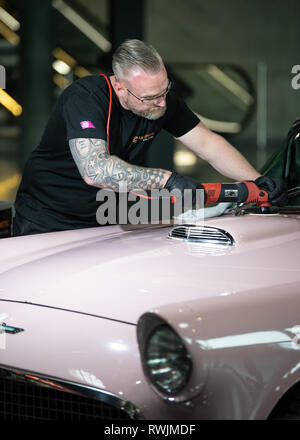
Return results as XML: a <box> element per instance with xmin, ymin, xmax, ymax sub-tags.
<box><xmin>168</xmin><ymin>225</ymin><xmax>235</xmax><ymax>246</ymax></box>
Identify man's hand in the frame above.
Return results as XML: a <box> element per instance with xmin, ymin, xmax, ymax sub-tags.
<box><xmin>254</xmin><ymin>176</ymin><xmax>288</xmax><ymax>206</ymax></box>
<box><xmin>164</xmin><ymin>171</ymin><xmax>206</xmax><ymax>205</ymax></box>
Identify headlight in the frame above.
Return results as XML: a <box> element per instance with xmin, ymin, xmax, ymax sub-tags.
<box><xmin>145</xmin><ymin>324</ymin><xmax>192</xmax><ymax>394</ymax></box>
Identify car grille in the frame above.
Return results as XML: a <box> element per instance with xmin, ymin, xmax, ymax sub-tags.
<box><xmin>0</xmin><ymin>369</ymin><xmax>133</xmax><ymax>420</ymax></box>
<box><xmin>168</xmin><ymin>225</ymin><xmax>235</xmax><ymax>245</ymax></box>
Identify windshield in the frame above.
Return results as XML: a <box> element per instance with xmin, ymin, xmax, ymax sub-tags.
<box><xmin>260</xmin><ymin>119</ymin><xmax>300</xmax><ymax>208</ymax></box>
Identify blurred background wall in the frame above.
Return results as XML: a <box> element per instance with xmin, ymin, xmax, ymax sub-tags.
<box><xmin>0</xmin><ymin>0</ymin><xmax>299</xmax><ymax>201</ymax></box>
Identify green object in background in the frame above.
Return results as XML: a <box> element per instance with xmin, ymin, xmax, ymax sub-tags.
<box><xmin>261</xmin><ymin>118</ymin><xmax>300</xmax><ymax>206</ymax></box>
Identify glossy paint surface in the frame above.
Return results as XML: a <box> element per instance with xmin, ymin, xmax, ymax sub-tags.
<box><xmin>0</xmin><ymin>214</ymin><xmax>299</xmax><ymax>324</ymax></box>
<box><xmin>0</xmin><ymin>213</ymin><xmax>300</xmax><ymax>419</ymax></box>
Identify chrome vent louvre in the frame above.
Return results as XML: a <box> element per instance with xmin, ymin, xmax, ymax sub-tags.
<box><xmin>168</xmin><ymin>225</ymin><xmax>235</xmax><ymax>246</ymax></box>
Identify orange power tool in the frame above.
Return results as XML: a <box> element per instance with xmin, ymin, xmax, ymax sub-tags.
<box><xmin>202</xmin><ymin>181</ymin><xmax>271</xmax><ymax>207</ymax></box>
<box><xmin>134</xmin><ymin>181</ymin><xmax>271</xmax><ymax>208</ymax></box>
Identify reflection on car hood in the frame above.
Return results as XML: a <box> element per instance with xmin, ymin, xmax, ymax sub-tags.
<box><xmin>0</xmin><ymin>214</ymin><xmax>300</xmax><ymax>324</ymax></box>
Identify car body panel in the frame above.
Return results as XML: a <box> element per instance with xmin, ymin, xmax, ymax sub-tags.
<box><xmin>0</xmin><ymin>215</ymin><xmax>299</xmax><ymax>325</ymax></box>
<box><xmin>0</xmin><ymin>300</ymin><xmax>208</xmax><ymax>420</ymax></box>
<box><xmin>1</xmin><ymin>212</ymin><xmax>300</xmax><ymax>419</ymax></box>
<box><xmin>140</xmin><ymin>281</ymin><xmax>300</xmax><ymax>419</ymax></box>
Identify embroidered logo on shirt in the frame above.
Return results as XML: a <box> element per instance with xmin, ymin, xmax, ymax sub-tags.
<box><xmin>132</xmin><ymin>132</ymin><xmax>155</xmax><ymax>143</ymax></box>
<box><xmin>80</xmin><ymin>121</ymin><xmax>96</xmax><ymax>129</ymax></box>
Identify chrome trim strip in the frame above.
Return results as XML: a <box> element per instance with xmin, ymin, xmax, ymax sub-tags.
<box><xmin>0</xmin><ymin>364</ymin><xmax>144</xmax><ymax>420</ymax></box>
<box><xmin>0</xmin><ymin>323</ymin><xmax>24</xmax><ymax>334</ymax></box>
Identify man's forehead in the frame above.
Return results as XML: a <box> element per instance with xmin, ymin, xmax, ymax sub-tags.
<box><xmin>126</xmin><ymin>67</ymin><xmax>168</xmax><ymax>94</ymax></box>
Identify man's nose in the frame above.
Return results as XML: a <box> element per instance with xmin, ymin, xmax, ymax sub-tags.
<box><xmin>154</xmin><ymin>96</ymin><xmax>166</xmax><ymax>106</ymax></box>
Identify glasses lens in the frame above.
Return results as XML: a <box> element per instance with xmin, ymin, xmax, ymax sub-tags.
<box><xmin>142</xmin><ymin>82</ymin><xmax>171</xmax><ymax>105</ymax></box>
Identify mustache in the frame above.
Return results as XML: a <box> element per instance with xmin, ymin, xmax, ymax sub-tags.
<box><xmin>143</xmin><ymin>105</ymin><xmax>167</xmax><ymax>119</ymax></box>
<box><xmin>130</xmin><ymin>105</ymin><xmax>166</xmax><ymax>120</ymax></box>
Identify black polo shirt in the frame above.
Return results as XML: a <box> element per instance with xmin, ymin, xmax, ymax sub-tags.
<box><xmin>15</xmin><ymin>75</ymin><xmax>200</xmax><ymax>230</ymax></box>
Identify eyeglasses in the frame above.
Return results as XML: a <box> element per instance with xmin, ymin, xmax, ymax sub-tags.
<box><xmin>120</xmin><ymin>81</ymin><xmax>172</xmax><ymax>105</ymax></box>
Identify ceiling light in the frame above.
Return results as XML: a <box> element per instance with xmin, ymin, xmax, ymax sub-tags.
<box><xmin>0</xmin><ymin>89</ymin><xmax>22</xmax><ymax>116</ymax></box>
<box><xmin>52</xmin><ymin>59</ymin><xmax>71</xmax><ymax>75</ymax></box>
<box><xmin>0</xmin><ymin>21</ymin><xmax>19</xmax><ymax>45</ymax></box>
<box><xmin>52</xmin><ymin>0</ymin><xmax>111</xmax><ymax>53</ymax></box>
<box><xmin>174</xmin><ymin>150</ymin><xmax>197</xmax><ymax>167</ymax></box>
<box><xmin>0</xmin><ymin>6</ymin><xmax>20</xmax><ymax>31</ymax></box>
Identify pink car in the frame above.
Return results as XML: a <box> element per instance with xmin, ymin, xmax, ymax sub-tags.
<box><xmin>0</xmin><ymin>187</ymin><xmax>300</xmax><ymax>420</ymax></box>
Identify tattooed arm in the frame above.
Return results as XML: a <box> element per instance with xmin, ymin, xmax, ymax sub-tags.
<box><xmin>69</xmin><ymin>138</ymin><xmax>171</xmax><ymax>192</ymax></box>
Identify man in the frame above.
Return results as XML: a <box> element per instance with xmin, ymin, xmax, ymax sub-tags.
<box><xmin>13</xmin><ymin>39</ymin><xmax>287</xmax><ymax>236</ymax></box>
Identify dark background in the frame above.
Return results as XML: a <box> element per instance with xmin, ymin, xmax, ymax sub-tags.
<box><xmin>0</xmin><ymin>0</ymin><xmax>299</xmax><ymax>201</ymax></box>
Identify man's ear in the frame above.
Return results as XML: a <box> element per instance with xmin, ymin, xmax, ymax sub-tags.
<box><xmin>113</xmin><ymin>78</ymin><xmax>125</xmax><ymax>93</ymax></box>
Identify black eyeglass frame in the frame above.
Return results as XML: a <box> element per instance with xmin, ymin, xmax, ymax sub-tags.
<box><xmin>121</xmin><ymin>81</ymin><xmax>172</xmax><ymax>105</ymax></box>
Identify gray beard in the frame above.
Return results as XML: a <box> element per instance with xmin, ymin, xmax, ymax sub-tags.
<box><xmin>125</xmin><ymin>99</ymin><xmax>167</xmax><ymax>120</ymax></box>
<box><xmin>142</xmin><ymin>107</ymin><xmax>167</xmax><ymax>120</ymax></box>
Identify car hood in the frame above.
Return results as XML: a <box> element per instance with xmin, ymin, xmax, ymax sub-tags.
<box><xmin>1</xmin><ymin>214</ymin><xmax>300</xmax><ymax>324</ymax></box>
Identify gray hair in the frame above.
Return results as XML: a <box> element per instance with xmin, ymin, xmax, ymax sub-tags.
<box><xmin>112</xmin><ymin>39</ymin><xmax>164</xmax><ymax>80</ymax></box>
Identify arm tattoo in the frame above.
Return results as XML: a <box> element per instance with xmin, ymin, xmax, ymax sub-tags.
<box><xmin>69</xmin><ymin>138</ymin><xmax>169</xmax><ymax>192</ymax></box>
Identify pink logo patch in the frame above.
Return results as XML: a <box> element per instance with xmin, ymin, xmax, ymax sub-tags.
<box><xmin>80</xmin><ymin>120</ymin><xmax>96</xmax><ymax>129</ymax></box>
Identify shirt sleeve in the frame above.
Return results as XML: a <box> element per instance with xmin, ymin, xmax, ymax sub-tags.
<box><xmin>163</xmin><ymin>91</ymin><xmax>200</xmax><ymax>138</ymax></box>
<box><xmin>62</xmin><ymin>88</ymin><xmax>108</xmax><ymax>141</ymax></box>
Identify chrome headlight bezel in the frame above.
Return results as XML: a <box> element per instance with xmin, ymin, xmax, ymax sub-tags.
<box><xmin>137</xmin><ymin>313</ymin><xmax>193</xmax><ymax>397</ymax></box>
